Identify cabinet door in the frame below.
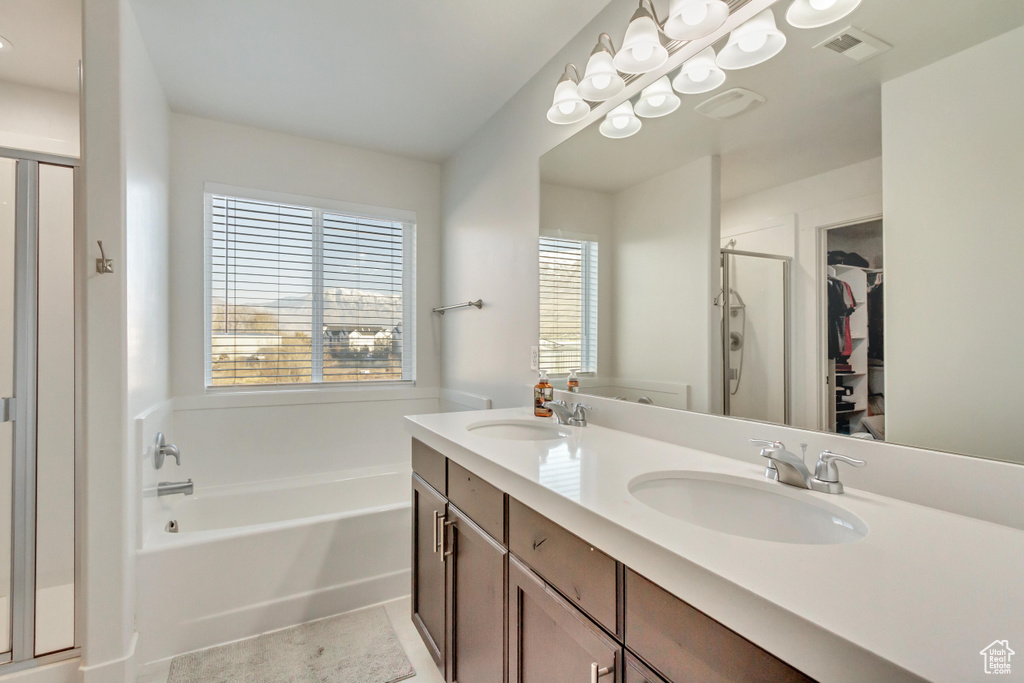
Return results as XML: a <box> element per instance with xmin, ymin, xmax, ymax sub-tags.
<box><xmin>412</xmin><ymin>474</ymin><xmax>447</xmax><ymax>672</ymax></box>
<box><xmin>446</xmin><ymin>505</ymin><xmax>507</xmax><ymax>683</ymax></box>
<box><xmin>625</xmin><ymin>652</ymin><xmax>666</xmax><ymax>683</ymax></box>
<box><xmin>509</xmin><ymin>555</ymin><xmax>620</xmax><ymax>683</ymax></box>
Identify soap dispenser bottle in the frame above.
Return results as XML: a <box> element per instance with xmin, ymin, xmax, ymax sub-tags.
<box><xmin>534</xmin><ymin>371</ymin><xmax>554</xmax><ymax>417</ymax></box>
<box><xmin>567</xmin><ymin>369</ymin><xmax>580</xmax><ymax>393</ymax></box>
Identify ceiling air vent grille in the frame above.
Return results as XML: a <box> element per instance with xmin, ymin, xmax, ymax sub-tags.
<box><xmin>815</xmin><ymin>27</ymin><xmax>892</xmax><ymax>63</ymax></box>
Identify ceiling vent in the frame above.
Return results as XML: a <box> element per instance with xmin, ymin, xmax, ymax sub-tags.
<box><xmin>695</xmin><ymin>88</ymin><xmax>766</xmax><ymax>120</ymax></box>
<box><xmin>815</xmin><ymin>26</ymin><xmax>892</xmax><ymax>63</ymax></box>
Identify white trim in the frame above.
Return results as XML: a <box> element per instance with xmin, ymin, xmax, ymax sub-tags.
<box><xmin>80</xmin><ymin>632</ymin><xmax>136</xmax><ymax>683</ymax></box>
<box><xmin>203</xmin><ymin>182</ymin><xmax>416</xmax><ymax>224</ymax></box>
<box><xmin>174</xmin><ymin>386</ymin><xmax>440</xmax><ymax>412</ymax></box>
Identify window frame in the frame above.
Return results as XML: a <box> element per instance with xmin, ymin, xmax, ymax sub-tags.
<box><xmin>203</xmin><ymin>183</ymin><xmax>417</xmax><ymax>392</ymax></box>
<box><xmin>538</xmin><ymin>233</ymin><xmax>599</xmax><ymax>376</ymax></box>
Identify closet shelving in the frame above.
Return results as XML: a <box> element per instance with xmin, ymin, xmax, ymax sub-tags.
<box><xmin>832</xmin><ymin>264</ymin><xmax>869</xmax><ymax>431</ymax></box>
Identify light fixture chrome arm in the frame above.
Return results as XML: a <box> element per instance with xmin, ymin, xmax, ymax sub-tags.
<box><xmin>594</xmin><ymin>32</ymin><xmax>617</xmax><ymax>55</ymax></box>
<box><xmin>637</xmin><ymin>0</ymin><xmax>664</xmax><ymax>27</ymax></box>
<box><xmin>562</xmin><ymin>63</ymin><xmax>582</xmax><ymax>84</ymax></box>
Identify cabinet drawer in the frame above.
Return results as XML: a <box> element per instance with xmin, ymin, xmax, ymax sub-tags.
<box><xmin>412</xmin><ymin>439</ymin><xmax>446</xmax><ymax>495</ymax></box>
<box><xmin>508</xmin><ymin>498</ymin><xmax>619</xmax><ymax>635</ymax></box>
<box><xmin>624</xmin><ymin>569</ymin><xmax>814</xmax><ymax>683</ymax></box>
<box><xmin>448</xmin><ymin>461</ymin><xmax>506</xmax><ymax>544</ymax></box>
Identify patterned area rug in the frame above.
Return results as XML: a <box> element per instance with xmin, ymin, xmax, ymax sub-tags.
<box><xmin>167</xmin><ymin>606</ymin><xmax>416</xmax><ymax>683</ymax></box>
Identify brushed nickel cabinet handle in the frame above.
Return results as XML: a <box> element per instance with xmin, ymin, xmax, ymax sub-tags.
<box><xmin>443</xmin><ymin>520</ymin><xmax>456</xmax><ymax>560</ymax></box>
<box><xmin>433</xmin><ymin>510</ymin><xmax>444</xmax><ymax>554</ymax></box>
<box><xmin>590</xmin><ymin>662</ymin><xmax>611</xmax><ymax>683</ymax></box>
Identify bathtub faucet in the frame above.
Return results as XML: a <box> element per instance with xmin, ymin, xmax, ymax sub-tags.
<box><xmin>157</xmin><ymin>479</ymin><xmax>194</xmax><ymax>497</ymax></box>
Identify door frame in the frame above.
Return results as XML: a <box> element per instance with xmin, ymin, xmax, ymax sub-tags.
<box><xmin>814</xmin><ymin>214</ymin><xmax>883</xmax><ymax>432</ymax></box>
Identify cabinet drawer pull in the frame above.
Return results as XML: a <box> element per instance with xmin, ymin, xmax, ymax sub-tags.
<box><xmin>590</xmin><ymin>662</ymin><xmax>611</xmax><ymax>683</ymax></box>
<box><xmin>434</xmin><ymin>510</ymin><xmax>444</xmax><ymax>554</ymax></box>
<box><xmin>443</xmin><ymin>520</ymin><xmax>456</xmax><ymax>560</ymax></box>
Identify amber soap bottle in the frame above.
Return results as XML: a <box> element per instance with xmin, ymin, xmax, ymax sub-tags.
<box><xmin>534</xmin><ymin>371</ymin><xmax>553</xmax><ymax>417</ymax></box>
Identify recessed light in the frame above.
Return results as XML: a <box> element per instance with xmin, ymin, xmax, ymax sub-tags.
<box><xmin>0</xmin><ymin>35</ymin><xmax>13</xmax><ymax>52</ymax></box>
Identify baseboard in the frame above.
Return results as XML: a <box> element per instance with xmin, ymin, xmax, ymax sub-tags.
<box><xmin>137</xmin><ymin>569</ymin><xmax>410</xmax><ymax>669</ymax></box>
<box><xmin>80</xmin><ymin>631</ymin><xmax>137</xmax><ymax>683</ymax></box>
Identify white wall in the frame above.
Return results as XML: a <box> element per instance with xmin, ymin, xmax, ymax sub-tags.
<box><xmin>883</xmin><ymin>25</ymin><xmax>1024</xmax><ymax>463</ymax></box>
<box><xmin>611</xmin><ymin>156</ymin><xmax>720</xmax><ymax>413</ymax></box>
<box><xmin>0</xmin><ymin>81</ymin><xmax>79</xmax><ymax>158</ymax></box>
<box><xmin>165</xmin><ymin>114</ymin><xmax>443</xmax><ymax>482</ymax></box>
<box><xmin>721</xmin><ymin>157</ymin><xmax>883</xmax><ymax>429</ymax></box>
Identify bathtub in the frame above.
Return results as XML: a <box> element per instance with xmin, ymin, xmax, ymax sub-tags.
<box><xmin>136</xmin><ymin>465</ymin><xmax>411</xmax><ymax>668</ymax></box>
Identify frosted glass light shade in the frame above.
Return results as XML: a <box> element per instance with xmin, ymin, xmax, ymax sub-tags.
<box><xmin>716</xmin><ymin>8</ymin><xmax>787</xmax><ymax>70</ymax></box>
<box><xmin>664</xmin><ymin>0</ymin><xmax>730</xmax><ymax>41</ymax></box>
<box><xmin>672</xmin><ymin>46</ymin><xmax>726</xmax><ymax>94</ymax></box>
<box><xmin>547</xmin><ymin>78</ymin><xmax>589</xmax><ymax>125</ymax></box>
<box><xmin>635</xmin><ymin>76</ymin><xmax>681</xmax><ymax>118</ymax></box>
<box><xmin>613</xmin><ymin>7</ymin><xmax>668</xmax><ymax>75</ymax></box>
<box><xmin>599</xmin><ymin>101</ymin><xmax>642</xmax><ymax>139</ymax></box>
<box><xmin>786</xmin><ymin>0</ymin><xmax>862</xmax><ymax>29</ymax></box>
<box><xmin>579</xmin><ymin>49</ymin><xmax>625</xmax><ymax>101</ymax></box>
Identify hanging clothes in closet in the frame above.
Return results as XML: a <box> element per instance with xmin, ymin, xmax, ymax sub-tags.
<box><xmin>827</xmin><ymin>276</ymin><xmax>856</xmax><ymax>361</ymax></box>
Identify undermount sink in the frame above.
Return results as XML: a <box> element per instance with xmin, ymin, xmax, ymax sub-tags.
<box><xmin>629</xmin><ymin>472</ymin><xmax>868</xmax><ymax>545</ymax></box>
<box><xmin>467</xmin><ymin>419</ymin><xmax>571</xmax><ymax>441</ymax></box>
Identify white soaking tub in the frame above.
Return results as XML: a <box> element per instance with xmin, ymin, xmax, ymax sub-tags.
<box><xmin>136</xmin><ymin>465</ymin><xmax>411</xmax><ymax>668</ymax></box>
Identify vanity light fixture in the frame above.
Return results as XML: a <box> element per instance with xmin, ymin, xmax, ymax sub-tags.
<box><xmin>663</xmin><ymin>0</ymin><xmax>730</xmax><ymax>41</ymax></box>
<box><xmin>672</xmin><ymin>46</ymin><xmax>727</xmax><ymax>94</ymax></box>
<box><xmin>546</xmin><ymin>64</ymin><xmax>590</xmax><ymax>125</ymax></box>
<box><xmin>579</xmin><ymin>34</ymin><xmax>626</xmax><ymax>101</ymax></box>
<box><xmin>613</xmin><ymin>0</ymin><xmax>669</xmax><ymax>75</ymax></box>
<box><xmin>634</xmin><ymin>76</ymin><xmax>681</xmax><ymax>118</ymax></box>
<box><xmin>599</xmin><ymin>100</ymin><xmax>642</xmax><ymax>139</ymax></box>
<box><xmin>716</xmin><ymin>8</ymin><xmax>787</xmax><ymax>70</ymax></box>
<box><xmin>786</xmin><ymin>0</ymin><xmax>862</xmax><ymax>29</ymax></box>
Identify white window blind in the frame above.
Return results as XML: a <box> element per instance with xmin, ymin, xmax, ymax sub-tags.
<box><xmin>206</xmin><ymin>192</ymin><xmax>415</xmax><ymax>387</ymax></box>
<box><xmin>538</xmin><ymin>236</ymin><xmax>598</xmax><ymax>374</ymax></box>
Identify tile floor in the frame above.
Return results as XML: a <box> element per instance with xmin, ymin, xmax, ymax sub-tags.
<box><xmin>136</xmin><ymin>596</ymin><xmax>444</xmax><ymax>683</ymax></box>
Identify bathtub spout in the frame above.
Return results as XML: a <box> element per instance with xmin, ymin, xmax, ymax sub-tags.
<box><xmin>157</xmin><ymin>479</ymin><xmax>194</xmax><ymax>497</ymax></box>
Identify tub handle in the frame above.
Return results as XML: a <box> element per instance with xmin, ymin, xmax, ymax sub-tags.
<box><xmin>433</xmin><ymin>510</ymin><xmax>445</xmax><ymax>554</ymax></box>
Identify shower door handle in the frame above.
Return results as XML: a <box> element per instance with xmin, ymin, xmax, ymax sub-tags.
<box><xmin>0</xmin><ymin>397</ymin><xmax>13</xmax><ymax>423</ymax></box>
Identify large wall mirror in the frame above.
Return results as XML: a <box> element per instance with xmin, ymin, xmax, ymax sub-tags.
<box><xmin>538</xmin><ymin>0</ymin><xmax>1024</xmax><ymax>465</ymax></box>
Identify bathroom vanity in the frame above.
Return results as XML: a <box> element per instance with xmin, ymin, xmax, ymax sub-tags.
<box><xmin>406</xmin><ymin>408</ymin><xmax>1024</xmax><ymax>683</ymax></box>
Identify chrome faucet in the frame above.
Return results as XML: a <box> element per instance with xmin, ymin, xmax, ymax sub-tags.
<box><xmin>542</xmin><ymin>401</ymin><xmax>593</xmax><ymax>427</ymax></box>
<box><xmin>750</xmin><ymin>440</ymin><xmax>865</xmax><ymax>494</ymax></box>
<box><xmin>543</xmin><ymin>400</ymin><xmax>573</xmax><ymax>425</ymax></box>
<box><xmin>157</xmin><ymin>479</ymin><xmax>194</xmax><ymax>497</ymax></box>
<box><xmin>154</xmin><ymin>432</ymin><xmax>181</xmax><ymax>469</ymax></box>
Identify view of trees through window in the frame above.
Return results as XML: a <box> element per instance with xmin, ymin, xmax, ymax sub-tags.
<box><xmin>207</xmin><ymin>194</ymin><xmax>411</xmax><ymax>387</ymax></box>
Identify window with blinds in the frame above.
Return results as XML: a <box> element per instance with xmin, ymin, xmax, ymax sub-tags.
<box><xmin>206</xmin><ymin>191</ymin><xmax>415</xmax><ymax>387</ymax></box>
<box><xmin>538</xmin><ymin>236</ymin><xmax>598</xmax><ymax>374</ymax></box>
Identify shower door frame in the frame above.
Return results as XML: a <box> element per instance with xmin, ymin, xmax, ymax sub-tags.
<box><xmin>720</xmin><ymin>248</ymin><xmax>792</xmax><ymax>425</ymax></box>
<box><xmin>0</xmin><ymin>146</ymin><xmax>82</xmax><ymax>672</ymax></box>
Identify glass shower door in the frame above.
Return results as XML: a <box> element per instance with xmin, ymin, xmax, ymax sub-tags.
<box><xmin>722</xmin><ymin>250</ymin><xmax>790</xmax><ymax>424</ymax></box>
<box><xmin>0</xmin><ymin>157</ymin><xmax>15</xmax><ymax>659</ymax></box>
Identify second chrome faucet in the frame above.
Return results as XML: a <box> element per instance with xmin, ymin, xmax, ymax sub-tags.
<box><xmin>750</xmin><ymin>439</ymin><xmax>864</xmax><ymax>494</ymax></box>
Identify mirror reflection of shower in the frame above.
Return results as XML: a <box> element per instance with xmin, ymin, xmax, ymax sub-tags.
<box><xmin>720</xmin><ymin>245</ymin><xmax>791</xmax><ymax>425</ymax></box>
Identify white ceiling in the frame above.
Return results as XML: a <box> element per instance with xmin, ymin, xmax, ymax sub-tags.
<box><xmin>129</xmin><ymin>0</ymin><xmax>615</xmax><ymax>162</ymax></box>
<box><xmin>540</xmin><ymin>0</ymin><xmax>1024</xmax><ymax>200</ymax></box>
<box><xmin>0</xmin><ymin>0</ymin><xmax>81</xmax><ymax>93</ymax></box>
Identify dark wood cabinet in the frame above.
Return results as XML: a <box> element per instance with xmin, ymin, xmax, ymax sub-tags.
<box><xmin>445</xmin><ymin>505</ymin><xmax>507</xmax><ymax>683</ymax></box>
<box><xmin>509</xmin><ymin>555</ymin><xmax>620</xmax><ymax>683</ymax></box>
<box><xmin>413</xmin><ymin>443</ymin><xmax>815</xmax><ymax>683</ymax></box>
<box><xmin>624</xmin><ymin>569</ymin><xmax>813</xmax><ymax>683</ymax></box>
<box><xmin>412</xmin><ymin>473</ymin><xmax>447</xmax><ymax>671</ymax></box>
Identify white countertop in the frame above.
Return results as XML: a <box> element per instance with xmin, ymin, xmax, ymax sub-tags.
<box><xmin>405</xmin><ymin>407</ymin><xmax>1024</xmax><ymax>683</ymax></box>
